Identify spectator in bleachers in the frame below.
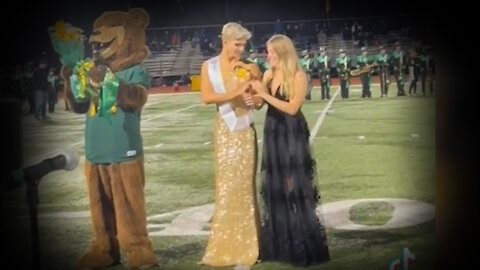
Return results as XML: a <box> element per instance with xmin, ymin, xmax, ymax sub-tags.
<box><xmin>342</xmin><ymin>22</ymin><xmax>351</xmax><ymax>40</ymax></box>
<box><xmin>323</xmin><ymin>22</ymin><xmax>332</xmax><ymax>38</ymax></box>
<box><xmin>192</xmin><ymin>31</ymin><xmax>199</xmax><ymax>48</ymax></box>
<box><xmin>298</xmin><ymin>22</ymin><xmax>306</xmax><ymax>45</ymax></box>
<box><xmin>164</xmin><ymin>30</ymin><xmax>170</xmax><ymax>48</ymax></box>
<box><xmin>274</xmin><ymin>19</ymin><xmax>284</xmax><ymax>34</ymax></box>
<box><xmin>150</xmin><ymin>38</ymin><xmax>159</xmax><ymax>51</ymax></box>
<box><xmin>285</xmin><ymin>24</ymin><xmax>293</xmax><ymax>39</ymax></box>
<box><xmin>293</xmin><ymin>24</ymin><xmax>301</xmax><ymax>43</ymax></box>
<box><xmin>208</xmin><ymin>42</ymin><xmax>216</xmax><ymax>55</ymax></box>
<box><xmin>371</xmin><ymin>35</ymin><xmax>381</xmax><ymax>47</ymax></box>
<box><xmin>200</xmin><ymin>37</ymin><xmax>210</xmax><ymax>55</ymax></box>
<box><xmin>171</xmin><ymin>31</ymin><xmax>180</xmax><ymax>48</ymax></box>
<box><xmin>317</xmin><ymin>26</ymin><xmax>327</xmax><ymax>44</ymax></box>
<box><xmin>352</xmin><ymin>21</ymin><xmax>361</xmax><ymax>43</ymax></box>
<box><xmin>360</xmin><ymin>30</ymin><xmax>373</xmax><ymax>48</ymax></box>
<box><xmin>314</xmin><ymin>22</ymin><xmax>320</xmax><ymax>36</ymax></box>
<box><xmin>181</xmin><ymin>28</ymin><xmax>188</xmax><ymax>42</ymax></box>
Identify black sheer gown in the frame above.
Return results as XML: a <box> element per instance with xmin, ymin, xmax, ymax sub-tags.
<box><xmin>260</xmin><ymin>86</ymin><xmax>329</xmax><ymax>267</ymax></box>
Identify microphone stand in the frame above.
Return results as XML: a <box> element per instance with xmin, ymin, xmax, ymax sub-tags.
<box><xmin>25</xmin><ymin>177</ymin><xmax>41</xmax><ymax>270</ymax></box>
<box><xmin>6</xmin><ymin>149</ymin><xmax>78</xmax><ymax>270</ymax></box>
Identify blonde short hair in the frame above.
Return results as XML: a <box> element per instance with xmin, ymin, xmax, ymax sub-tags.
<box><xmin>221</xmin><ymin>22</ymin><xmax>251</xmax><ymax>41</ymax></box>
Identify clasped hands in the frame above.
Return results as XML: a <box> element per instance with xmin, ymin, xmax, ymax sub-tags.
<box><xmin>236</xmin><ymin>80</ymin><xmax>267</xmax><ymax>108</ymax></box>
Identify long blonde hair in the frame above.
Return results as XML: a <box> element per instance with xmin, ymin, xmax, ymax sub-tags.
<box><xmin>266</xmin><ymin>34</ymin><xmax>301</xmax><ymax>100</ymax></box>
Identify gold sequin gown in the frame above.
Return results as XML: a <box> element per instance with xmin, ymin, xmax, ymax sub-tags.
<box><xmin>200</xmin><ymin>69</ymin><xmax>260</xmax><ymax>267</ymax></box>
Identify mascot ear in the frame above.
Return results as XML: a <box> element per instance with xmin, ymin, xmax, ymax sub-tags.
<box><xmin>128</xmin><ymin>8</ymin><xmax>150</xmax><ymax>28</ymax></box>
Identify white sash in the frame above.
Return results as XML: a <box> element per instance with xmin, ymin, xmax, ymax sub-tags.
<box><xmin>207</xmin><ymin>56</ymin><xmax>254</xmax><ymax>131</ymax></box>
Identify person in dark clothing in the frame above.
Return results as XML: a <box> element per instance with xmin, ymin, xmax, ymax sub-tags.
<box><xmin>24</xmin><ymin>61</ymin><xmax>35</xmax><ymax>114</ymax></box>
<box><xmin>408</xmin><ymin>48</ymin><xmax>421</xmax><ymax>95</ymax></box>
<box><xmin>418</xmin><ymin>46</ymin><xmax>434</xmax><ymax>95</ymax></box>
<box><xmin>390</xmin><ymin>42</ymin><xmax>407</xmax><ymax>96</ymax></box>
<box><xmin>32</xmin><ymin>59</ymin><xmax>49</xmax><ymax>120</ymax></box>
<box><xmin>47</xmin><ymin>68</ymin><xmax>58</xmax><ymax>113</ymax></box>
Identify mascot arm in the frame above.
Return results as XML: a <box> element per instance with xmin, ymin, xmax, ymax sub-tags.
<box><xmin>117</xmin><ymin>82</ymin><xmax>148</xmax><ymax>110</ymax></box>
<box><xmin>61</xmin><ymin>66</ymin><xmax>90</xmax><ymax>114</ymax></box>
<box><xmin>87</xmin><ymin>65</ymin><xmax>148</xmax><ymax>110</ymax></box>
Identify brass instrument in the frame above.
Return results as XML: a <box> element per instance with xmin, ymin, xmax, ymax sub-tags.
<box><xmin>338</xmin><ymin>57</ymin><xmax>350</xmax><ymax>80</ymax></box>
<box><xmin>350</xmin><ymin>63</ymin><xmax>378</xmax><ymax>77</ymax></box>
<box><xmin>320</xmin><ymin>56</ymin><xmax>330</xmax><ymax>81</ymax></box>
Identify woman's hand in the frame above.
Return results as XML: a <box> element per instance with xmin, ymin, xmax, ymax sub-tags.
<box><xmin>250</xmin><ymin>80</ymin><xmax>267</xmax><ymax>98</ymax></box>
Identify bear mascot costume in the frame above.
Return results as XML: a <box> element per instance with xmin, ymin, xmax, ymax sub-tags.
<box><xmin>60</xmin><ymin>8</ymin><xmax>157</xmax><ymax>269</ymax></box>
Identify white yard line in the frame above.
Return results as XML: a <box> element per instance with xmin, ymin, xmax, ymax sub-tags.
<box><xmin>309</xmin><ymin>86</ymin><xmax>340</xmax><ymax>145</ymax></box>
<box><xmin>24</xmin><ymin>103</ymin><xmax>203</xmax><ymax>166</ymax></box>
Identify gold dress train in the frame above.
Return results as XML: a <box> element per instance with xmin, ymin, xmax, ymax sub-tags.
<box><xmin>200</xmin><ymin>112</ymin><xmax>260</xmax><ymax>267</ymax></box>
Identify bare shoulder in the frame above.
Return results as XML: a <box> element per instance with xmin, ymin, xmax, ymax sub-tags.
<box><xmin>295</xmin><ymin>70</ymin><xmax>307</xmax><ymax>81</ymax></box>
<box><xmin>201</xmin><ymin>60</ymin><xmax>213</xmax><ymax>75</ymax></box>
<box><xmin>201</xmin><ymin>60</ymin><xmax>209</xmax><ymax>70</ymax></box>
<box><xmin>263</xmin><ymin>69</ymin><xmax>273</xmax><ymax>80</ymax></box>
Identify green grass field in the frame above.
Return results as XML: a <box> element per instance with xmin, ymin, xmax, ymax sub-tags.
<box><xmin>5</xmin><ymin>84</ymin><xmax>435</xmax><ymax>270</ymax></box>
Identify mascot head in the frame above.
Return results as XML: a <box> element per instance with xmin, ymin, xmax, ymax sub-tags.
<box><xmin>89</xmin><ymin>8</ymin><xmax>150</xmax><ymax>72</ymax></box>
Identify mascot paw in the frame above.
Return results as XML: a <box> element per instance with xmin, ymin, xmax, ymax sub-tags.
<box><xmin>78</xmin><ymin>250</ymin><xmax>120</xmax><ymax>269</ymax></box>
<box><xmin>87</xmin><ymin>65</ymin><xmax>107</xmax><ymax>85</ymax></box>
<box><xmin>126</xmin><ymin>248</ymin><xmax>158</xmax><ymax>269</ymax></box>
<box><xmin>61</xmin><ymin>66</ymin><xmax>73</xmax><ymax>80</ymax></box>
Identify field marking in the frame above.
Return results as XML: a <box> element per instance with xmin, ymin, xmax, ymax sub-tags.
<box><xmin>24</xmin><ymin>103</ymin><xmax>203</xmax><ymax>167</ymax></box>
<box><xmin>37</xmin><ymin>198</ymin><xmax>435</xmax><ymax>234</ymax></box>
<box><xmin>309</xmin><ymin>86</ymin><xmax>340</xmax><ymax>145</ymax></box>
<box><xmin>143</xmin><ymin>104</ymin><xmax>202</xmax><ymax>123</ymax></box>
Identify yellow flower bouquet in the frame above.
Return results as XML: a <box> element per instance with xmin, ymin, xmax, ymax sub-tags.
<box><xmin>48</xmin><ymin>20</ymin><xmax>85</xmax><ymax>68</ymax></box>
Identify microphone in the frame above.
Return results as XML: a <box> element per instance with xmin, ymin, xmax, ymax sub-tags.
<box><xmin>3</xmin><ymin>147</ymin><xmax>79</xmax><ymax>190</ymax></box>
